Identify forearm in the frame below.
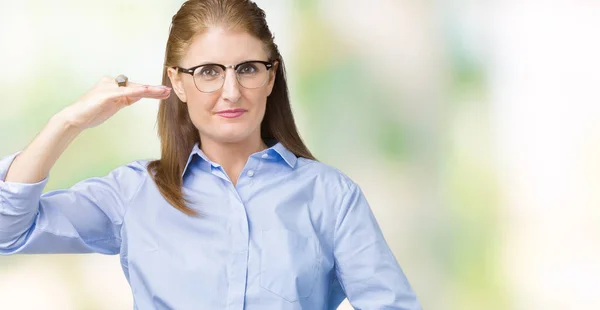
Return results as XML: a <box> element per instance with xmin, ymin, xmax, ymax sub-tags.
<box><xmin>4</xmin><ymin>109</ymin><xmax>83</xmax><ymax>184</ymax></box>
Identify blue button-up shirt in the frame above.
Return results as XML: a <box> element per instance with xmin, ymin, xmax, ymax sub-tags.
<box><xmin>0</xmin><ymin>141</ymin><xmax>421</xmax><ymax>309</ymax></box>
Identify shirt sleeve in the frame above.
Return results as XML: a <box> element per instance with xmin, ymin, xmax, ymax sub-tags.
<box><xmin>0</xmin><ymin>151</ymin><xmax>147</xmax><ymax>255</ymax></box>
<box><xmin>333</xmin><ymin>182</ymin><xmax>422</xmax><ymax>310</ymax></box>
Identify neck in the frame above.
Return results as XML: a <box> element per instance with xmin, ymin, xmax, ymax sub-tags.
<box><xmin>199</xmin><ymin>134</ymin><xmax>268</xmax><ymax>184</ymax></box>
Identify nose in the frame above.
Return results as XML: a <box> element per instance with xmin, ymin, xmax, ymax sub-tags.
<box><xmin>221</xmin><ymin>69</ymin><xmax>241</xmax><ymax>103</ymax></box>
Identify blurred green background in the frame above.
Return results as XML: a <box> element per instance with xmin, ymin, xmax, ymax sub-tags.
<box><xmin>1</xmin><ymin>1</ymin><xmax>599</xmax><ymax>309</ymax></box>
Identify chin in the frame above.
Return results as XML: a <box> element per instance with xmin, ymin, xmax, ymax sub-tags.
<box><xmin>208</xmin><ymin>130</ymin><xmax>253</xmax><ymax>144</ymax></box>
<box><xmin>216</xmin><ymin>135</ymin><xmax>250</xmax><ymax>144</ymax></box>
<box><xmin>197</xmin><ymin>120</ymin><xmax>262</xmax><ymax>144</ymax></box>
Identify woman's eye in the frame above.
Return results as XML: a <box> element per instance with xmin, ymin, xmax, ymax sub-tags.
<box><xmin>197</xmin><ymin>66</ymin><xmax>220</xmax><ymax>77</ymax></box>
<box><xmin>238</xmin><ymin>64</ymin><xmax>257</xmax><ymax>74</ymax></box>
<box><xmin>201</xmin><ymin>69</ymin><xmax>218</xmax><ymax>76</ymax></box>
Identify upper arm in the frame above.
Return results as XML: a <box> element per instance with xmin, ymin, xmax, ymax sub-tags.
<box><xmin>0</xmin><ymin>152</ymin><xmax>148</xmax><ymax>255</ymax></box>
<box><xmin>333</xmin><ymin>182</ymin><xmax>421</xmax><ymax>310</ymax></box>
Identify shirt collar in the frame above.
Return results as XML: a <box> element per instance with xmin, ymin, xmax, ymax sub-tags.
<box><xmin>269</xmin><ymin>141</ymin><xmax>298</xmax><ymax>168</ymax></box>
<box><xmin>181</xmin><ymin>140</ymin><xmax>298</xmax><ymax>177</ymax></box>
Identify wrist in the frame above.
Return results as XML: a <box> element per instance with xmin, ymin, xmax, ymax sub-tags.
<box><xmin>51</xmin><ymin>108</ymin><xmax>85</xmax><ymax>135</ymax></box>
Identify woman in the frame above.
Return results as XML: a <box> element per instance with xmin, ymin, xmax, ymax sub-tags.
<box><xmin>0</xmin><ymin>0</ymin><xmax>421</xmax><ymax>309</ymax></box>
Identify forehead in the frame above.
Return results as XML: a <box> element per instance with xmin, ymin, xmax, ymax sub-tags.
<box><xmin>181</xmin><ymin>27</ymin><xmax>269</xmax><ymax>67</ymax></box>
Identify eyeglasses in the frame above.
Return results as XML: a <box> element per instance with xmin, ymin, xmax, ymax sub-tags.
<box><xmin>174</xmin><ymin>60</ymin><xmax>274</xmax><ymax>93</ymax></box>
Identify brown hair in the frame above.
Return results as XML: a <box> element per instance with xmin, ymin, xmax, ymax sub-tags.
<box><xmin>147</xmin><ymin>0</ymin><xmax>315</xmax><ymax>216</ymax></box>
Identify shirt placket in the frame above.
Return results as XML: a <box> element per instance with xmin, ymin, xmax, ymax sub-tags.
<box><xmin>219</xmin><ymin>157</ymin><xmax>259</xmax><ymax>310</ymax></box>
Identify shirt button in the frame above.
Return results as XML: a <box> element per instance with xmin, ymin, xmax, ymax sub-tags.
<box><xmin>261</xmin><ymin>153</ymin><xmax>269</xmax><ymax>159</ymax></box>
<box><xmin>247</xmin><ymin>170</ymin><xmax>255</xmax><ymax>177</ymax></box>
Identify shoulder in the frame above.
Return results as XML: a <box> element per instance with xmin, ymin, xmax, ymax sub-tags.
<box><xmin>111</xmin><ymin>159</ymin><xmax>151</xmax><ymax>177</ymax></box>
<box><xmin>295</xmin><ymin>157</ymin><xmax>358</xmax><ymax>194</ymax></box>
<box><xmin>126</xmin><ymin>159</ymin><xmax>152</xmax><ymax>172</ymax></box>
<box><xmin>99</xmin><ymin>160</ymin><xmax>153</xmax><ymax>198</ymax></box>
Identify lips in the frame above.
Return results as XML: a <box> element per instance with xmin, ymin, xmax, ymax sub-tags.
<box><xmin>216</xmin><ymin>109</ymin><xmax>247</xmax><ymax>119</ymax></box>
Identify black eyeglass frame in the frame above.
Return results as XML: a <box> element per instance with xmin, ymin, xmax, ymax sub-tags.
<box><xmin>173</xmin><ymin>60</ymin><xmax>275</xmax><ymax>93</ymax></box>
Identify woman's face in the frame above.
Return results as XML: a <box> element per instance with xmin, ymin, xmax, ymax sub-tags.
<box><xmin>168</xmin><ymin>27</ymin><xmax>277</xmax><ymax>144</ymax></box>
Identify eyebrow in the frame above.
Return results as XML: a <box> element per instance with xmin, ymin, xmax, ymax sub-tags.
<box><xmin>194</xmin><ymin>59</ymin><xmax>268</xmax><ymax>66</ymax></box>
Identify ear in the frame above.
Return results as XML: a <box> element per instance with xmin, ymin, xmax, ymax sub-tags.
<box><xmin>167</xmin><ymin>67</ymin><xmax>188</xmax><ymax>103</ymax></box>
<box><xmin>266</xmin><ymin>60</ymin><xmax>279</xmax><ymax>97</ymax></box>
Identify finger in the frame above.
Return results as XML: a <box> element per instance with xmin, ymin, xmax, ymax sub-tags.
<box><xmin>122</xmin><ymin>89</ymin><xmax>173</xmax><ymax>105</ymax></box>
<box><xmin>124</xmin><ymin>87</ymin><xmax>172</xmax><ymax>106</ymax></box>
<box><xmin>127</xmin><ymin>92</ymin><xmax>171</xmax><ymax>104</ymax></box>
<box><xmin>111</xmin><ymin>82</ymin><xmax>172</xmax><ymax>99</ymax></box>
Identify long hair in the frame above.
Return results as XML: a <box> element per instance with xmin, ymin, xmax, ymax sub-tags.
<box><xmin>147</xmin><ymin>0</ymin><xmax>315</xmax><ymax>216</ymax></box>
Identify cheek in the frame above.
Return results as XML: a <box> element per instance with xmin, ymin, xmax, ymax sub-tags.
<box><xmin>247</xmin><ymin>94</ymin><xmax>268</xmax><ymax>120</ymax></box>
<box><xmin>248</xmin><ymin>89</ymin><xmax>270</xmax><ymax>108</ymax></box>
<box><xmin>186</xmin><ymin>93</ymin><xmax>219</xmax><ymax>123</ymax></box>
